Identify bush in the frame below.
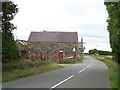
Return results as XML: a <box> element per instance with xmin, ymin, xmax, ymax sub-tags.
<box><xmin>98</xmin><ymin>50</ymin><xmax>111</xmax><ymax>55</ymax></box>
<box><xmin>89</xmin><ymin>49</ymin><xmax>112</xmax><ymax>55</ymax></box>
<box><xmin>89</xmin><ymin>48</ymin><xmax>98</xmax><ymax>55</ymax></box>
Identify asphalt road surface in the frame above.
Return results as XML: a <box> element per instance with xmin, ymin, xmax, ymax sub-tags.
<box><xmin>2</xmin><ymin>56</ymin><xmax>110</xmax><ymax>88</ymax></box>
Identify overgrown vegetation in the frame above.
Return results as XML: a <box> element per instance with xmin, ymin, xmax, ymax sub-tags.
<box><xmin>2</xmin><ymin>60</ymin><xmax>64</xmax><ymax>82</ymax></box>
<box><xmin>91</xmin><ymin>54</ymin><xmax>119</xmax><ymax>88</ymax></box>
<box><xmin>104</xmin><ymin>2</ymin><xmax>120</xmax><ymax>64</ymax></box>
<box><xmin>3</xmin><ymin>59</ymin><xmax>54</xmax><ymax>72</ymax></box>
<box><xmin>59</xmin><ymin>57</ymin><xmax>84</xmax><ymax>64</ymax></box>
<box><xmin>2</xmin><ymin>1</ymin><xmax>20</xmax><ymax>63</ymax></box>
<box><xmin>104</xmin><ymin>3</ymin><xmax>120</xmax><ymax>88</ymax></box>
<box><xmin>2</xmin><ymin>56</ymin><xmax>84</xmax><ymax>82</ymax></box>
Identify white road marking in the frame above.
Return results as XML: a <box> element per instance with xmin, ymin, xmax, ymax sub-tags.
<box><xmin>78</xmin><ymin>68</ymin><xmax>86</xmax><ymax>73</ymax></box>
<box><xmin>51</xmin><ymin>60</ymin><xmax>94</xmax><ymax>89</ymax></box>
<box><xmin>87</xmin><ymin>65</ymin><xmax>91</xmax><ymax>67</ymax></box>
<box><xmin>50</xmin><ymin>75</ymin><xmax>74</xmax><ymax>89</ymax></box>
<box><xmin>86</xmin><ymin>62</ymin><xmax>93</xmax><ymax>68</ymax></box>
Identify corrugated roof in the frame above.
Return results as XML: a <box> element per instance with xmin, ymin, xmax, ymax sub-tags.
<box><xmin>28</xmin><ymin>31</ymin><xmax>78</xmax><ymax>42</ymax></box>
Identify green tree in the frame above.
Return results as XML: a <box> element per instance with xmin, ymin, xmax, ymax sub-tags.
<box><xmin>104</xmin><ymin>2</ymin><xmax>120</xmax><ymax>64</ymax></box>
<box><xmin>2</xmin><ymin>1</ymin><xmax>20</xmax><ymax>63</ymax></box>
<box><xmin>89</xmin><ymin>48</ymin><xmax>98</xmax><ymax>55</ymax></box>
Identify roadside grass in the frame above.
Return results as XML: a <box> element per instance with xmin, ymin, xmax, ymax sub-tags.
<box><xmin>2</xmin><ymin>57</ymin><xmax>84</xmax><ymax>82</ymax></box>
<box><xmin>91</xmin><ymin>54</ymin><xmax>118</xmax><ymax>88</ymax></box>
<box><xmin>2</xmin><ymin>60</ymin><xmax>64</xmax><ymax>82</ymax></box>
<box><xmin>59</xmin><ymin>57</ymin><xmax>84</xmax><ymax>64</ymax></box>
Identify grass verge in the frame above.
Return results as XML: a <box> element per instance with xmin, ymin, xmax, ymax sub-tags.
<box><xmin>2</xmin><ymin>57</ymin><xmax>84</xmax><ymax>82</ymax></box>
<box><xmin>2</xmin><ymin>61</ymin><xmax>64</xmax><ymax>82</ymax></box>
<box><xmin>91</xmin><ymin>54</ymin><xmax>118</xmax><ymax>88</ymax></box>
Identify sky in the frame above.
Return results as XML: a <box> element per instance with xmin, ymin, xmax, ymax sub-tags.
<box><xmin>12</xmin><ymin>0</ymin><xmax>112</xmax><ymax>53</ymax></box>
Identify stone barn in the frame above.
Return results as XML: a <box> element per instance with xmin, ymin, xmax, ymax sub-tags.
<box><xmin>27</xmin><ymin>31</ymin><xmax>84</xmax><ymax>62</ymax></box>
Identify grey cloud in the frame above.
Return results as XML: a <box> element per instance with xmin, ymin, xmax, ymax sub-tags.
<box><xmin>75</xmin><ymin>23</ymin><xmax>108</xmax><ymax>38</ymax></box>
<box><xmin>63</xmin><ymin>1</ymin><xmax>108</xmax><ymax>18</ymax></box>
<box><xmin>79</xmin><ymin>33</ymin><xmax>108</xmax><ymax>38</ymax></box>
<box><xmin>72</xmin><ymin>23</ymin><xmax>107</xmax><ymax>30</ymax></box>
<box><xmin>83</xmin><ymin>38</ymin><xmax>110</xmax><ymax>46</ymax></box>
<box><xmin>63</xmin><ymin>4</ymin><xmax>90</xmax><ymax>17</ymax></box>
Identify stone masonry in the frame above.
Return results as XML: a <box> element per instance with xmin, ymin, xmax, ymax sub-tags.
<box><xmin>27</xmin><ymin>42</ymin><xmax>77</xmax><ymax>61</ymax></box>
<box><xmin>27</xmin><ymin>31</ymin><xmax>84</xmax><ymax>62</ymax></box>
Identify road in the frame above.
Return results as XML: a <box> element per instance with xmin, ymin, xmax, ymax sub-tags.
<box><xmin>2</xmin><ymin>56</ymin><xmax>110</xmax><ymax>88</ymax></box>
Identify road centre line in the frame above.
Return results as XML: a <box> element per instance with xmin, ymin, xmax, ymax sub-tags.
<box><xmin>78</xmin><ymin>68</ymin><xmax>86</xmax><ymax>73</ymax></box>
<box><xmin>50</xmin><ymin>60</ymin><xmax>94</xmax><ymax>89</ymax></box>
<box><xmin>86</xmin><ymin>64</ymin><xmax>91</xmax><ymax>68</ymax></box>
<box><xmin>86</xmin><ymin>60</ymin><xmax>93</xmax><ymax>68</ymax></box>
<box><xmin>86</xmin><ymin>63</ymin><xmax>92</xmax><ymax>68</ymax></box>
<box><xmin>50</xmin><ymin>75</ymin><xmax>74</xmax><ymax>89</ymax></box>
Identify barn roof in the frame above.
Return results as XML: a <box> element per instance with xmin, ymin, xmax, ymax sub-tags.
<box><xmin>28</xmin><ymin>31</ymin><xmax>78</xmax><ymax>42</ymax></box>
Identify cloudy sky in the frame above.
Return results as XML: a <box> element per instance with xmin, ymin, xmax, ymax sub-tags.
<box><xmin>12</xmin><ymin>0</ymin><xmax>112</xmax><ymax>52</ymax></box>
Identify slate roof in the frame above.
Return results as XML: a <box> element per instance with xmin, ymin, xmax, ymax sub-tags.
<box><xmin>28</xmin><ymin>31</ymin><xmax>78</xmax><ymax>42</ymax></box>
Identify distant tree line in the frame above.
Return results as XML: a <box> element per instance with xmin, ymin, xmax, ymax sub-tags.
<box><xmin>89</xmin><ymin>48</ymin><xmax>111</xmax><ymax>55</ymax></box>
<box><xmin>104</xmin><ymin>2</ymin><xmax>120</xmax><ymax>64</ymax></box>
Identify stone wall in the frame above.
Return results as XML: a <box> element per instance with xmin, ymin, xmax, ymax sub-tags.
<box><xmin>27</xmin><ymin>42</ymin><xmax>78</xmax><ymax>61</ymax></box>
